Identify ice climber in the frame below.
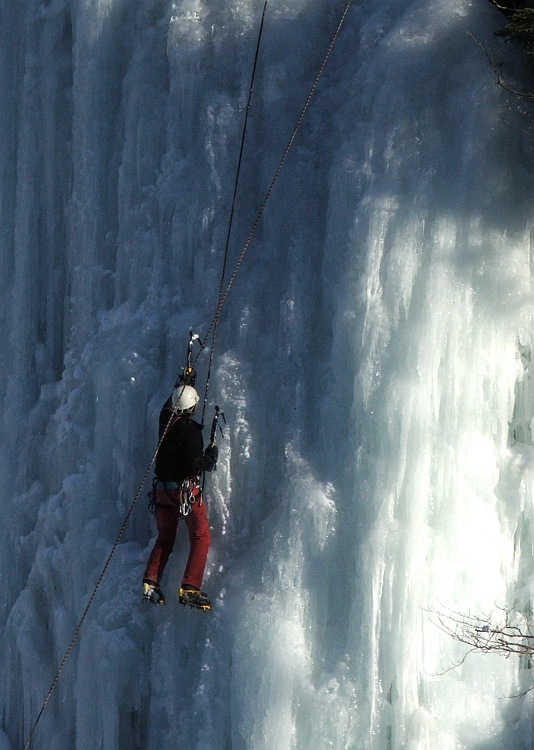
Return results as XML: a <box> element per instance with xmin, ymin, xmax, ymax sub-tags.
<box><xmin>142</xmin><ymin>383</ymin><xmax>218</xmax><ymax>611</ymax></box>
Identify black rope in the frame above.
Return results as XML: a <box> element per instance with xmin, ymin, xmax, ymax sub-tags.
<box><xmin>197</xmin><ymin>0</ymin><xmax>354</xmax><ymax>361</ymax></box>
<box><xmin>200</xmin><ymin>0</ymin><xmax>268</xmax><ymax>426</ymax></box>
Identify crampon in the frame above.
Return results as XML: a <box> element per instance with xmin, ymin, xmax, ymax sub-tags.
<box><xmin>179</xmin><ymin>587</ymin><xmax>212</xmax><ymax>611</ymax></box>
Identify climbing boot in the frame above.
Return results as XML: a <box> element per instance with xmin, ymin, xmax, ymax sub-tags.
<box><xmin>179</xmin><ymin>586</ymin><xmax>212</xmax><ymax>611</ymax></box>
<box><xmin>143</xmin><ymin>579</ymin><xmax>165</xmax><ymax>605</ymax></box>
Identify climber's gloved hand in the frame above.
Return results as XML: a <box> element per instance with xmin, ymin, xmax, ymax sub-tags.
<box><xmin>204</xmin><ymin>444</ymin><xmax>218</xmax><ymax>471</ymax></box>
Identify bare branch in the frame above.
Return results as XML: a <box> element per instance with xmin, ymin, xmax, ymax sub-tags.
<box><xmin>466</xmin><ymin>30</ymin><xmax>534</xmax><ymax>99</ymax></box>
<box><xmin>426</xmin><ymin>604</ymin><xmax>534</xmax><ymax>660</ymax></box>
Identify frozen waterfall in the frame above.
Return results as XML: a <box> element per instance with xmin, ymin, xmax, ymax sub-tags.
<box><xmin>1</xmin><ymin>0</ymin><xmax>534</xmax><ymax>748</ymax></box>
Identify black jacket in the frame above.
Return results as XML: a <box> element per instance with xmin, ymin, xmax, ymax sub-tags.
<box><xmin>155</xmin><ymin>399</ymin><xmax>212</xmax><ymax>482</ymax></box>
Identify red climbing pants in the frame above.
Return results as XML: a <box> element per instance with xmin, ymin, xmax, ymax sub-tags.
<box><xmin>144</xmin><ymin>486</ymin><xmax>211</xmax><ymax>590</ymax></box>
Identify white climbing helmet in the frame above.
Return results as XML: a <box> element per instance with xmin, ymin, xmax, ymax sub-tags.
<box><xmin>172</xmin><ymin>384</ymin><xmax>200</xmax><ymax>415</ymax></box>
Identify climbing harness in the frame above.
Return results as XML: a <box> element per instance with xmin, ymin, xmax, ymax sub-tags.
<box><xmin>21</xmin><ymin>2</ymin><xmax>353</xmax><ymax>747</ymax></box>
<box><xmin>150</xmin><ymin>478</ymin><xmax>202</xmax><ymax>516</ymax></box>
<box><xmin>178</xmin><ymin>478</ymin><xmax>202</xmax><ymax>516</ymax></box>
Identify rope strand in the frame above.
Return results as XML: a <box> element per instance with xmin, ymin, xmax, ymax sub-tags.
<box><xmin>201</xmin><ymin>0</ymin><xmax>268</xmax><ymax>425</ymax></box>
<box><xmin>197</xmin><ymin>0</ymin><xmax>354</xmax><ymax>358</ymax></box>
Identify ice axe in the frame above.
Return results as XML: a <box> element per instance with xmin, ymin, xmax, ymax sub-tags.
<box><xmin>209</xmin><ymin>405</ymin><xmax>226</xmax><ymax>470</ymax></box>
<box><xmin>175</xmin><ymin>329</ymin><xmax>203</xmax><ymax>388</ymax></box>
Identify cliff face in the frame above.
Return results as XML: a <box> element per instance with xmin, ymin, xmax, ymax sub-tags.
<box><xmin>2</xmin><ymin>2</ymin><xmax>534</xmax><ymax>749</ymax></box>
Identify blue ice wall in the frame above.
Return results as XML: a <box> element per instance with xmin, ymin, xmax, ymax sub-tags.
<box><xmin>2</xmin><ymin>1</ymin><xmax>534</xmax><ymax>748</ymax></box>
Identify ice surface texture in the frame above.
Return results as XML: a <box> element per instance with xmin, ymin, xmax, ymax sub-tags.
<box><xmin>1</xmin><ymin>0</ymin><xmax>534</xmax><ymax>748</ymax></box>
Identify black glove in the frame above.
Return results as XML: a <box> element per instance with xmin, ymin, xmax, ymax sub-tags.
<box><xmin>204</xmin><ymin>444</ymin><xmax>218</xmax><ymax>471</ymax></box>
